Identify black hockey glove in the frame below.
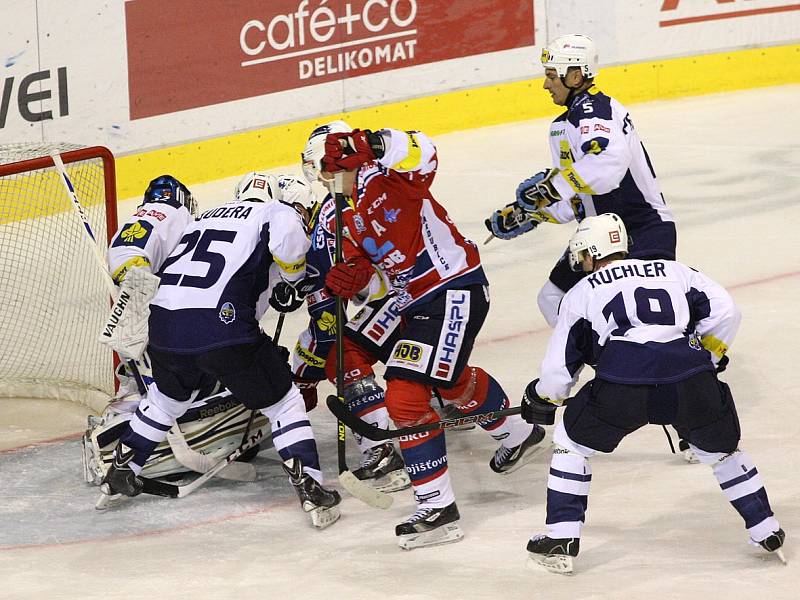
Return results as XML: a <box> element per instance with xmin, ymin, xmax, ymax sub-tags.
<box><xmin>485</xmin><ymin>203</ymin><xmax>538</xmax><ymax>240</ymax></box>
<box><xmin>521</xmin><ymin>379</ymin><xmax>558</xmax><ymax>426</ymax></box>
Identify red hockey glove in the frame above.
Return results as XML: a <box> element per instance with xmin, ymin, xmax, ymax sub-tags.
<box><xmin>322</xmin><ymin>129</ymin><xmax>382</xmax><ymax>173</ymax></box>
<box><xmin>293</xmin><ymin>376</ymin><xmax>319</xmax><ymax>412</ymax></box>
<box><xmin>325</xmin><ymin>256</ymin><xmax>374</xmax><ymax>298</ymax></box>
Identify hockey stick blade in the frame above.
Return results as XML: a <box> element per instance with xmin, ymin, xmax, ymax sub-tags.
<box><xmin>339</xmin><ymin>470</ymin><xmax>393</xmax><ymax>510</ymax></box>
<box><xmin>139</xmin><ymin>431</ymin><xmax>264</xmax><ymax>499</ymax></box>
<box><xmin>326</xmin><ymin>394</ymin><xmax>524</xmax><ymax>440</ymax></box>
<box><xmin>167</xmin><ymin>428</ymin><xmax>257</xmax><ymax>482</ymax></box>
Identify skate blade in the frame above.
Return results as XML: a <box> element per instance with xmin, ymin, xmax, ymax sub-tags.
<box><xmin>682</xmin><ymin>448</ymin><xmax>700</xmax><ymax>464</ymax></box>
<box><xmin>526</xmin><ymin>552</ymin><xmax>574</xmax><ymax>575</ymax></box>
<box><xmin>372</xmin><ymin>469</ymin><xmax>411</xmax><ymax>493</ymax></box>
<box><xmin>95</xmin><ymin>485</ymin><xmax>126</xmax><ymax>511</ymax></box>
<box><xmin>308</xmin><ymin>505</ymin><xmax>341</xmax><ymax>529</ymax></box>
<box><xmin>398</xmin><ymin>523</ymin><xmax>464</xmax><ymax>550</ymax></box>
<box><xmin>498</xmin><ymin>443</ymin><xmax>549</xmax><ymax>476</ymax></box>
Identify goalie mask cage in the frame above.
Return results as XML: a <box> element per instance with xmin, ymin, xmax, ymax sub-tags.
<box><xmin>0</xmin><ymin>144</ymin><xmax>118</xmax><ymax>412</ymax></box>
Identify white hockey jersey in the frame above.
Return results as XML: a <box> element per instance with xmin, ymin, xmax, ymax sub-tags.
<box><xmin>543</xmin><ymin>89</ymin><xmax>677</xmax><ymax>260</ymax></box>
<box><xmin>108</xmin><ymin>202</ymin><xmax>194</xmax><ymax>283</ymax></box>
<box><xmin>536</xmin><ymin>259</ymin><xmax>740</xmax><ymax>401</ymax></box>
<box><xmin>149</xmin><ymin>200</ymin><xmax>309</xmax><ymax>354</ymax></box>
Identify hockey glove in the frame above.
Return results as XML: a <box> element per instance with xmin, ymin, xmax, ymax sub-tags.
<box><xmin>325</xmin><ymin>256</ymin><xmax>374</xmax><ymax>299</ymax></box>
<box><xmin>269</xmin><ymin>280</ymin><xmax>310</xmax><ymax>313</ymax></box>
<box><xmin>521</xmin><ymin>379</ymin><xmax>559</xmax><ymax>426</ymax></box>
<box><xmin>515</xmin><ymin>169</ymin><xmax>562</xmax><ymax>211</ymax></box>
<box><xmin>485</xmin><ymin>202</ymin><xmax>541</xmax><ymax>240</ymax></box>
<box><xmin>322</xmin><ymin>129</ymin><xmax>384</xmax><ymax>173</ymax></box>
<box><xmin>715</xmin><ymin>354</ymin><xmax>730</xmax><ymax>374</ymax></box>
<box><xmin>293</xmin><ymin>376</ymin><xmax>320</xmax><ymax>412</ymax></box>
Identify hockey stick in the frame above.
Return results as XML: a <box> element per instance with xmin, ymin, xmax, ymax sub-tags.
<box><xmin>331</xmin><ymin>171</ymin><xmax>392</xmax><ymax>509</ymax></box>
<box><xmin>170</xmin><ymin>312</ymin><xmax>288</xmax><ymax>481</ymax></box>
<box><xmin>327</xmin><ymin>395</ymin><xmax>525</xmax><ymax>441</ymax></box>
<box><xmin>139</xmin><ymin>429</ymin><xmax>265</xmax><ymax>499</ymax></box>
<box><xmin>51</xmin><ymin>153</ymin><xmax>251</xmax><ymax>483</ymax></box>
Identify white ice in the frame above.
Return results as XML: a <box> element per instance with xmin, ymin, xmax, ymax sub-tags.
<box><xmin>1</xmin><ymin>85</ymin><xmax>799</xmax><ymax>600</ymax></box>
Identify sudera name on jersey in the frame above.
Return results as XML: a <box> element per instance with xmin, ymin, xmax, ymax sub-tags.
<box><xmin>149</xmin><ymin>200</ymin><xmax>309</xmax><ymax>354</ymax></box>
<box><xmin>544</xmin><ymin>89</ymin><xmax>676</xmax><ymax>260</ymax></box>
<box><xmin>537</xmin><ymin>259</ymin><xmax>740</xmax><ymax>400</ymax></box>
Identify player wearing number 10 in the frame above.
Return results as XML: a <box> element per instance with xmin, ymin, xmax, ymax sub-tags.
<box><xmin>520</xmin><ymin>214</ymin><xmax>785</xmax><ymax>573</ymax></box>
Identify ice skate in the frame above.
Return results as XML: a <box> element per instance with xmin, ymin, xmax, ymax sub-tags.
<box><xmin>678</xmin><ymin>439</ymin><xmax>699</xmax><ymax>464</ymax></box>
<box><xmin>283</xmin><ymin>458</ymin><xmax>342</xmax><ymax>529</ymax></box>
<box><xmin>526</xmin><ymin>534</ymin><xmax>580</xmax><ymax>575</ymax></box>
<box><xmin>395</xmin><ymin>502</ymin><xmax>464</xmax><ymax>550</ymax></box>
<box><xmin>490</xmin><ymin>424</ymin><xmax>546</xmax><ymax>474</ymax></box>
<box><xmin>353</xmin><ymin>442</ymin><xmax>411</xmax><ymax>492</ymax></box>
<box><xmin>95</xmin><ymin>444</ymin><xmax>143</xmax><ymax>510</ymax></box>
<box><xmin>754</xmin><ymin>528</ymin><xmax>787</xmax><ymax>564</ymax></box>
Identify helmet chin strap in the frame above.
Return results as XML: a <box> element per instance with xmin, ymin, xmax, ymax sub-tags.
<box><xmin>560</xmin><ymin>72</ymin><xmax>594</xmax><ymax>105</ymax></box>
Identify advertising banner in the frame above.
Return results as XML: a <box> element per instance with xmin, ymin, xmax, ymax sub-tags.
<box><xmin>126</xmin><ymin>0</ymin><xmax>535</xmax><ymax>120</ymax></box>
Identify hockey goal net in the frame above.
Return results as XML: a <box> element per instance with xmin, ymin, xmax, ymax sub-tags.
<box><xmin>0</xmin><ymin>144</ymin><xmax>118</xmax><ymax>412</ymax></box>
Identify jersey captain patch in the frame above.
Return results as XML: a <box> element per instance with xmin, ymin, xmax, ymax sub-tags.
<box><xmin>113</xmin><ymin>220</ymin><xmax>153</xmax><ymax>249</ymax></box>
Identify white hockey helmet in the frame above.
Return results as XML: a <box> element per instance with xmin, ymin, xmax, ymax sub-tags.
<box><xmin>541</xmin><ymin>34</ymin><xmax>599</xmax><ymax>79</ymax></box>
<box><xmin>301</xmin><ymin>120</ymin><xmax>352</xmax><ymax>183</ymax></box>
<box><xmin>277</xmin><ymin>174</ymin><xmax>316</xmax><ymax>209</ymax></box>
<box><xmin>568</xmin><ymin>213</ymin><xmax>628</xmax><ymax>272</ymax></box>
<box><xmin>234</xmin><ymin>171</ymin><xmax>280</xmax><ymax>203</ymax></box>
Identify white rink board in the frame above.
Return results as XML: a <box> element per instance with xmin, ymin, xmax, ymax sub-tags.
<box><xmin>1</xmin><ymin>85</ymin><xmax>799</xmax><ymax>599</ymax></box>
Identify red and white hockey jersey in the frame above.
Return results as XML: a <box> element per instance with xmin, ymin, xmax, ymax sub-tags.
<box><xmin>341</xmin><ymin>130</ymin><xmax>487</xmax><ymax>311</ymax></box>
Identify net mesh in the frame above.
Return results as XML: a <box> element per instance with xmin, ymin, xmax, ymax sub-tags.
<box><xmin>0</xmin><ymin>143</ymin><xmax>115</xmax><ymax>412</ymax></box>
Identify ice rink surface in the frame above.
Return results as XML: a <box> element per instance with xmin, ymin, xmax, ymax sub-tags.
<box><xmin>1</xmin><ymin>85</ymin><xmax>799</xmax><ymax>599</ymax></box>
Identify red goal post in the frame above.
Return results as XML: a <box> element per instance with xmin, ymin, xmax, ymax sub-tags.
<box><xmin>0</xmin><ymin>144</ymin><xmax>119</xmax><ymax>412</ymax></box>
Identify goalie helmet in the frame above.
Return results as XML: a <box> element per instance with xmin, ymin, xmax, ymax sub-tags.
<box><xmin>541</xmin><ymin>34</ymin><xmax>599</xmax><ymax>79</ymax></box>
<box><xmin>301</xmin><ymin>120</ymin><xmax>352</xmax><ymax>183</ymax></box>
<box><xmin>568</xmin><ymin>213</ymin><xmax>628</xmax><ymax>272</ymax></box>
<box><xmin>234</xmin><ymin>171</ymin><xmax>281</xmax><ymax>203</ymax></box>
<box><xmin>143</xmin><ymin>175</ymin><xmax>197</xmax><ymax>216</ymax></box>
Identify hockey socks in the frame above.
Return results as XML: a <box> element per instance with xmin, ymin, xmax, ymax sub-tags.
<box><xmin>344</xmin><ymin>375</ymin><xmax>391</xmax><ymax>454</ymax></box>
<box><xmin>691</xmin><ymin>445</ymin><xmax>780</xmax><ymax>543</ymax></box>
<box><xmin>398</xmin><ymin>423</ymin><xmax>455</xmax><ymax>509</ymax></box>
<box><xmin>262</xmin><ymin>387</ymin><xmax>322</xmax><ymax>483</ymax></box>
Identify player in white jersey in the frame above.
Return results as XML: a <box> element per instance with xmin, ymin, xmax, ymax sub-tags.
<box><xmin>486</xmin><ymin>34</ymin><xmax>676</xmax><ymax>327</ymax></box>
<box><xmin>519</xmin><ymin>214</ymin><xmax>785</xmax><ymax>573</ymax></box>
<box><xmin>98</xmin><ymin>172</ymin><xmax>342</xmax><ymax>528</ymax></box>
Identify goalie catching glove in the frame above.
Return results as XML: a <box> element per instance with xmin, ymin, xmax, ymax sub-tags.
<box><xmin>97</xmin><ymin>266</ymin><xmax>160</xmax><ymax>360</ymax></box>
<box><xmin>520</xmin><ymin>379</ymin><xmax>564</xmax><ymax>426</ymax></box>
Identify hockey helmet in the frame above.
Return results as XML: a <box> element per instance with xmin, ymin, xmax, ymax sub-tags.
<box><xmin>568</xmin><ymin>213</ymin><xmax>628</xmax><ymax>272</ymax></box>
<box><xmin>142</xmin><ymin>175</ymin><xmax>197</xmax><ymax>216</ymax></box>
<box><xmin>301</xmin><ymin>120</ymin><xmax>352</xmax><ymax>183</ymax></box>
<box><xmin>541</xmin><ymin>34</ymin><xmax>599</xmax><ymax>79</ymax></box>
<box><xmin>234</xmin><ymin>171</ymin><xmax>281</xmax><ymax>203</ymax></box>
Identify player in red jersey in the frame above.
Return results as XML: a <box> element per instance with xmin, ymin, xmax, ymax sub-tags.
<box><xmin>321</xmin><ymin>127</ymin><xmax>546</xmax><ymax>549</ymax></box>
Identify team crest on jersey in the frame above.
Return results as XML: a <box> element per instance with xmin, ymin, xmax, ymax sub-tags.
<box><xmin>353</xmin><ymin>214</ymin><xmax>366</xmax><ymax>233</ymax></box>
<box><xmin>113</xmin><ymin>220</ymin><xmax>153</xmax><ymax>249</ymax></box>
<box><xmin>383</xmin><ymin>207</ymin><xmax>401</xmax><ymax>223</ymax></box>
<box><xmin>219</xmin><ymin>302</ymin><xmax>236</xmax><ymax>324</ymax></box>
<box><xmin>316</xmin><ymin>311</ymin><xmax>336</xmax><ymax>333</ymax></box>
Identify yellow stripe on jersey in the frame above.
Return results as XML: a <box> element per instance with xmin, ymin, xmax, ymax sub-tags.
<box><xmin>560</xmin><ymin>167</ymin><xmax>596</xmax><ymax>195</ymax></box>
<box><xmin>111</xmin><ymin>256</ymin><xmax>151</xmax><ymax>284</ymax></box>
<box><xmin>701</xmin><ymin>335</ymin><xmax>729</xmax><ymax>360</ymax></box>
<box><xmin>392</xmin><ymin>132</ymin><xmax>423</xmax><ymax>171</ymax></box>
<box><xmin>274</xmin><ymin>255</ymin><xmax>306</xmax><ymax>274</ymax></box>
<box><xmin>294</xmin><ymin>342</ymin><xmax>326</xmax><ymax>368</ymax></box>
